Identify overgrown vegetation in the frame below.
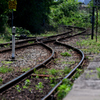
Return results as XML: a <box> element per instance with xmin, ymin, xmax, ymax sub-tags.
<box><xmin>57</xmin><ymin>79</ymin><xmax>72</xmax><ymax>100</ymax></box>
<box><xmin>0</xmin><ymin>66</ymin><xmax>13</xmax><ymax>73</ymax></box>
<box><xmin>60</xmin><ymin>52</ymin><xmax>71</xmax><ymax>57</ymax></box>
<box><xmin>96</xmin><ymin>67</ymin><xmax>100</xmax><ymax>78</ymax></box>
<box><xmin>56</xmin><ymin>68</ymin><xmax>83</xmax><ymax>100</ymax></box>
<box><xmin>49</xmin><ymin>0</ymin><xmax>91</xmax><ymax>28</ymax></box>
<box><xmin>0</xmin><ymin>0</ymin><xmax>93</xmax><ymax>41</ymax></box>
<box><xmin>76</xmin><ymin>36</ymin><xmax>100</xmax><ymax>54</ymax></box>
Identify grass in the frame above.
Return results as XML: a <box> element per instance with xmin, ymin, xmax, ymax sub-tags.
<box><xmin>0</xmin><ymin>66</ymin><xmax>13</xmax><ymax>73</ymax></box>
<box><xmin>1</xmin><ymin>61</ymin><xmax>13</xmax><ymax>64</ymax></box>
<box><xmin>28</xmin><ymin>41</ymin><xmax>34</xmax><ymax>44</ymax></box>
<box><xmin>96</xmin><ymin>67</ymin><xmax>100</xmax><ymax>78</ymax></box>
<box><xmin>0</xmin><ymin>39</ymin><xmax>7</xmax><ymax>43</ymax></box>
<box><xmin>35</xmin><ymin>82</ymin><xmax>44</xmax><ymax>92</ymax></box>
<box><xmin>60</xmin><ymin>52</ymin><xmax>71</xmax><ymax>57</ymax></box>
<box><xmin>57</xmin><ymin>79</ymin><xmax>72</xmax><ymax>100</ymax></box>
<box><xmin>76</xmin><ymin>36</ymin><xmax>100</xmax><ymax>54</ymax></box>
<box><xmin>62</xmin><ymin>61</ymin><xmax>75</xmax><ymax>65</ymax></box>
<box><xmin>0</xmin><ymin>77</ymin><xmax>3</xmax><ymax>84</ymax></box>
<box><xmin>21</xmin><ymin>67</ymin><xmax>30</xmax><ymax>72</ymax></box>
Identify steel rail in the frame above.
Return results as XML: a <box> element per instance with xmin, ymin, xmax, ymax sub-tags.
<box><xmin>42</xmin><ymin>26</ymin><xmax>86</xmax><ymax>100</ymax></box>
<box><xmin>41</xmin><ymin>43</ymin><xmax>84</xmax><ymax>100</ymax></box>
<box><xmin>37</xmin><ymin>27</ymin><xmax>72</xmax><ymax>42</ymax></box>
<box><xmin>0</xmin><ymin>26</ymin><xmax>72</xmax><ymax>93</ymax></box>
<box><xmin>0</xmin><ymin>25</ymin><xmax>86</xmax><ymax>99</ymax></box>
<box><xmin>0</xmin><ymin>43</ymin><xmax>55</xmax><ymax>93</ymax></box>
<box><xmin>0</xmin><ymin>38</ymin><xmax>36</xmax><ymax>47</ymax></box>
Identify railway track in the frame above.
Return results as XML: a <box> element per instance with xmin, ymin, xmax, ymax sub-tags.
<box><xmin>0</xmin><ymin>26</ymin><xmax>86</xmax><ymax>100</ymax></box>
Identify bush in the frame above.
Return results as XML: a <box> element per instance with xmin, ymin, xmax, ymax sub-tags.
<box><xmin>0</xmin><ymin>0</ymin><xmax>9</xmax><ymax>33</ymax></box>
<box><xmin>14</xmin><ymin>0</ymin><xmax>53</xmax><ymax>34</ymax></box>
<box><xmin>49</xmin><ymin>0</ymin><xmax>91</xmax><ymax>28</ymax></box>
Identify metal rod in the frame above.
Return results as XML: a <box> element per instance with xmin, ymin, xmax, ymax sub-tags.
<box><xmin>12</xmin><ymin>34</ymin><xmax>15</xmax><ymax>59</ymax></box>
<box><xmin>91</xmin><ymin>7</ymin><xmax>95</xmax><ymax>40</ymax></box>
<box><xmin>96</xmin><ymin>5</ymin><xmax>98</xmax><ymax>42</ymax></box>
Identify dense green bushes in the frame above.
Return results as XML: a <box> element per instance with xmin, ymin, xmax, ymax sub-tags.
<box><xmin>49</xmin><ymin>0</ymin><xmax>91</xmax><ymax>28</ymax></box>
<box><xmin>14</xmin><ymin>0</ymin><xmax>53</xmax><ymax>34</ymax></box>
<box><xmin>0</xmin><ymin>0</ymin><xmax>93</xmax><ymax>36</ymax></box>
<box><xmin>0</xmin><ymin>0</ymin><xmax>9</xmax><ymax>32</ymax></box>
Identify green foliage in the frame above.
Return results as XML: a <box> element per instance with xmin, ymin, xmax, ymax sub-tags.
<box><xmin>49</xmin><ymin>69</ymin><xmax>58</xmax><ymax>75</ymax></box>
<box><xmin>16</xmin><ymin>27</ymin><xmax>31</xmax><ymax>35</ymax></box>
<box><xmin>49</xmin><ymin>77</ymin><xmax>57</xmax><ymax>87</ymax></box>
<box><xmin>0</xmin><ymin>66</ymin><xmax>13</xmax><ymax>73</ymax></box>
<box><xmin>57</xmin><ymin>79</ymin><xmax>72</xmax><ymax>100</ymax></box>
<box><xmin>0</xmin><ymin>0</ymin><xmax>9</xmax><ymax>32</ymax></box>
<box><xmin>63</xmin><ymin>67</ymin><xmax>71</xmax><ymax>74</ymax></box>
<box><xmin>22</xmin><ymin>67</ymin><xmax>30</xmax><ymax>72</ymax></box>
<box><xmin>60</xmin><ymin>52</ymin><xmax>71</xmax><ymax>57</ymax></box>
<box><xmin>49</xmin><ymin>0</ymin><xmax>91</xmax><ymax>28</ymax></box>
<box><xmin>0</xmin><ymin>77</ymin><xmax>3</xmax><ymax>84</ymax></box>
<box><xmin>14</xmin><ymin>0</ymin><xmax>53</xmax><ymax>33</ymax></box>
<box><xmin>76</xmin><ymin>36</ymin><xmax>100</xmax><ymax>54</ymax></box>
<box><xmin>96</xmin><ymin>68</ymin><xmax>100</xmax><ymax>78</ymax></box>
<box><xmin>1</xmin><ymin>61</ymin><xmax>13</xmax><ymax>64</ymax></box>
<box><xmin>35</xmin><ymin>82</ymin><xmax>44</xmax><ymax>92</ymax></box>
<box><xmin>16</xmin><ymin>85</ymin><xmax>22</xmax><ymax>92</ymax></box>
<box><xmin>23</xmin><ymin>85</ymin><xmax>27</xmax><ymax>89</ymax></box>
<box><xmin>25</xmin><ymin>79</ymin><xmax>31</xmax><ymax>86</ymax></box>
<box><xmin>0</xmin><ymin>15</ymin><xmax>8</xmax><ymax>32</ymax></box>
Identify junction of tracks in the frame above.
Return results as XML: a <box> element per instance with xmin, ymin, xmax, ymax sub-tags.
<box><xmin>0</xmin><ymin>26</ymin><xmax>100</xmax><ymax>100</ymax></box>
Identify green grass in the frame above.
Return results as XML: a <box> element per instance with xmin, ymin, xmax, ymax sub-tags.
<box><xmin>35</xmin><ymin>82</ymin><xmax>44</xmax><ymax>92</ymax></box>
<box><xmin>60</xmin><ymin>52</ymin><xmax>71</xmax><ymax>57</ymax></box>
<box><xmin>1</xmin><ymin>61</ymin><xmax>13</xmax><ymax>64</ymax></box>
<box><xmin>57</xmin><ymin>79</ymin><xmax>72</xmax><ymax>100</ymax></box>
<box><xmin>76</xmin><ymin>36</ymin><xmax>100</xmax><ymax>54</ymax></box>
<box><xmin>0</xmin><ymin>39</ymin><xmax>7</xmax><ymax>43</ymax></box>
<box><xmin>62</xmin><ymin>61</ymin><xmax>75</xmax><ymax>65</ymax></box>
<box><xmin>28</xmin><ymin>41</ymin><xmax>34</xmax><ymax>44</ymax></box>
<box><xmin>96</xmin><ymin>67</ymin><xmax>100</xmax><ymax>78</ymax></box>
<box><xmin>0</xmin><ymin>77</ymin><xmax>3</xmax><ymax>84</ymax></box>
<box><xmin>0</xmin><ymin>66</ymin><xmax>13</xmax><ymax>73</ymax></box>
<box><xmin>21</xmin><ymin>67</ymin><xmax>30</xmax><ymax>72</ymax></box>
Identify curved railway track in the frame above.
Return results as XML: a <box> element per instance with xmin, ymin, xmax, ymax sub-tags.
<box><xmin>0</xmin><ymin>26</ymin><xmax>86</xmax><ymax>100</ymax></box>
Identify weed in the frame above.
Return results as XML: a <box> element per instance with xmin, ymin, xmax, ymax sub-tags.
<box><xmin>0</xmin><ymin>77</ymin><xmax>3</xmax><ymax>84</ymax></box>
<box><xmin>96</xmin><ymin>68</ymin><xmax>100</xmax><ymax>78</ymax></box>
<box><xmin>36</xmin><ymin>75</ymin><xmax>39</xmax><ymax>78</ymax></box>
<box><xmin>44</xmin><ymin>77</ymin><xmax>48</xmax><ymax>79</ymax></box>
<box><xmin>25</xmin><ymin>79</ymin><xmax>31</xmax><ymax>86</ymax></box>
<box><xmin>31</xmin><ymin>76</ymin><xmax>33</xmax><ymax>79</ymax></box>
<box><xmin>62</xmin><ymin>61</ymin><xmax>75</xmax><ymax>65</ymax></box>
<box><xmin>63</xmin><ymin>67</ymin><xmax>71</xmax><ymax>74</ymax></box>
<box><xmin>16</xmin><ymin>85</ymin><xmax>22</xmax><ymax>92</ymax></box>
<box><xmin>28</xmin><ymin>41</ymin><xmax>34</xmax><ymax>44</ymax></box>
<box><xmin>33</xmin><ymin>68</ymin><xmax>36</xmax><ymax>73</ymax></box>
<box><xmin>49</xmin><ymin>77</ymin><xmax>57</xmax><ymax>87</ymax></box>
<box><xmin>1</xmin><ymin>61</ymin><xmax>13</xmax><ymax>64</ymax></box>
<box><xmin>29</xmin><ymin>88</ymin><xmax>33</xmax><ymax>93</ymax></box>
<box><xmin>0</xmin><ymin>66</ymin><xmax>13</xmax><ymax>73</ymax></box>
<box><xmin>57</xmin><ymin>79</ymin><xmax>72</xmax><ymax>100</ymax></box>
<box><xmin>23</xmin><ymin>85</ymin><xmax>27</xmax><ymax>89</ymax></box>
<box><xmin>35</xmin><ymin>82</ymin><xmax>44</xmax><ymax>92</ymax></box>
<box><xmin>76</xmin><ymin>68</ymin><xmax>82</xmax><ymax>73</ymax></box>
<box><xmin>60</xmin><ymin>52</ymin><xmax>71</xmax><ymax>57</ymax></box>
<box><xmin>49</xmin><ymin>69</ymin><xmax>58</xmax><ymax>75</ymax></box>
<box><xmin>22</xmin><ymin>67</ymin><xmax>30</xmax><ymax>72</ymax></box>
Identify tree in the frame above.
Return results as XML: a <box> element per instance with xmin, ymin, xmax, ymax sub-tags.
<box><xmin>14</xmin><ymin>0</ymin><xmax>53</xmax><ymax>33</ymax></box>
<box><xmin>0</xmin><ymin>0</ymin><xmax>9</xmax><ymax>32</ymax></box>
